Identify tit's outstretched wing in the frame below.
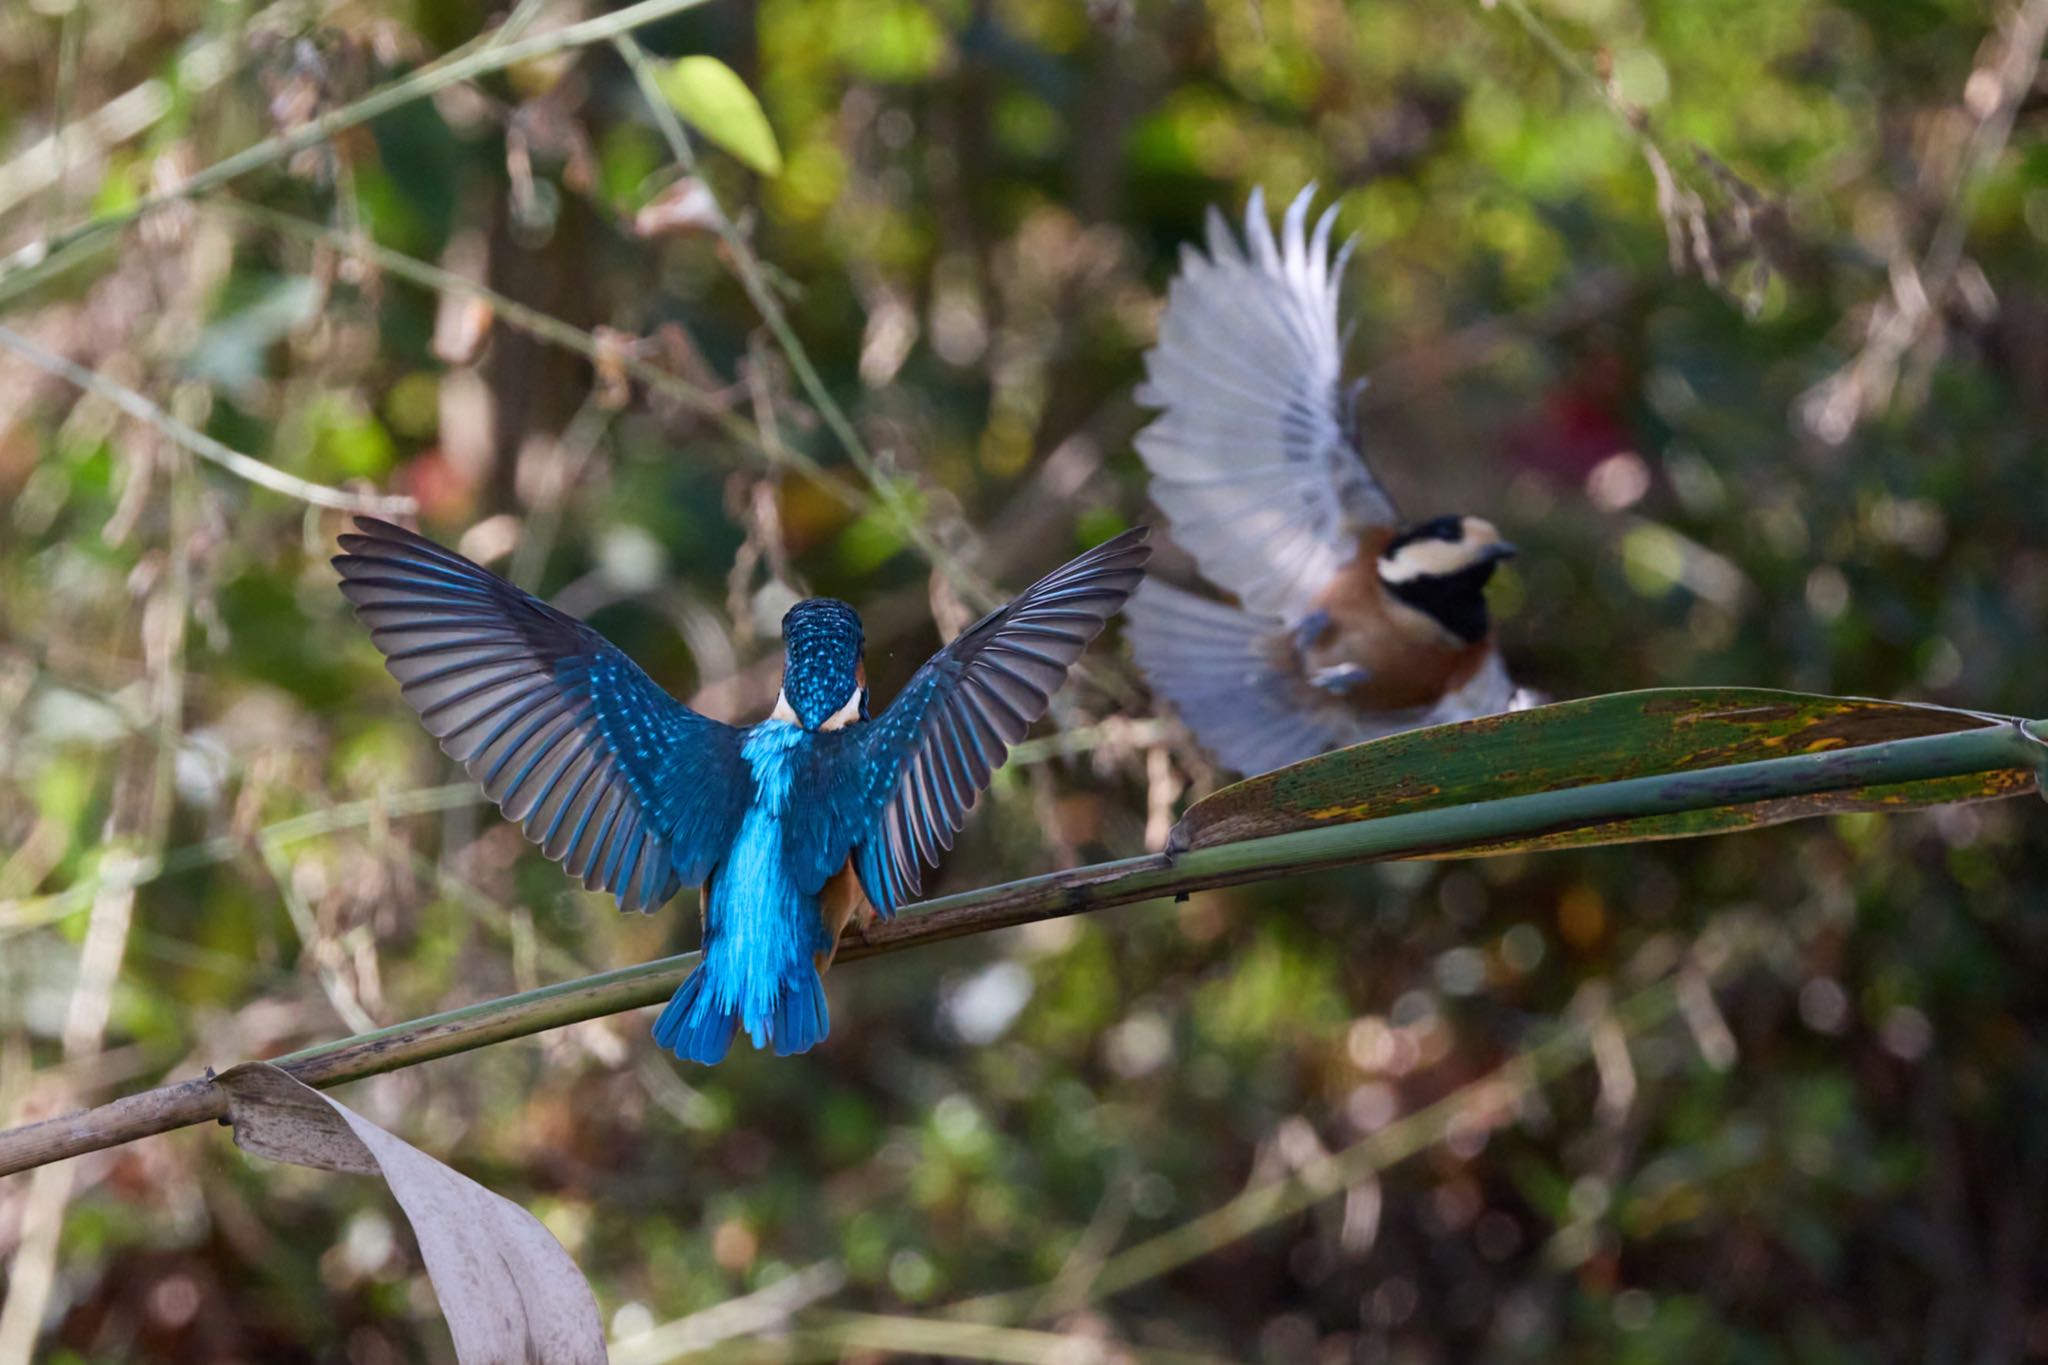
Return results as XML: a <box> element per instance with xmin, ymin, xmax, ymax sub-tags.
<box><xmin>1128</xmin><ymin>581</ymin><xmax>1522</xmax><ymax>777</ymax></box>
<box><xmin>1125</xmin><ymin>578</ymin><xmax>1356</xmax><ymax>776</ymax></box>
<box><xmin>1135</xmin><ymin>185</ymin><xmax>1396</xmax><ymax>620</ymax></box>
<box><xmin>785</xmin><ymin>529</ymin><xmax>1150</xmax><ymax>917</ymax></box>
<box><xmin>333</xmin><ymin>517</ymin><xmax>749</xmax><ymax>913</ymax></box>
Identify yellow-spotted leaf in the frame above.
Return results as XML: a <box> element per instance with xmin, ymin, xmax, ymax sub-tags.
<box><xmin>1173</xmin><ymin>688</ymin><xmax>2041</xmax><ymax>857</ymax></box>
<box><xmin>656</xmin><ymin>55</ymin><xmax>783</xmax><ymax>177</ymax></box>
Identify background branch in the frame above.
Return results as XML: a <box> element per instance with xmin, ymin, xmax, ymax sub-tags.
<box><xmin>0</xmin><ymin>0</ymin><xmax>722</xmax><ymax>301</ymax></box>
<box><xmin>0</xmin><ymin>321</ymin><xmax>414</xmax><ymax>514</ymax></box>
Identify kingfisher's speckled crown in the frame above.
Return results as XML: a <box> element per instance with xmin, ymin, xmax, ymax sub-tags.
<box><xmin>779</xmin><ymin>598</ymin><xmax>865</xmax><ymax>729</ymax></box>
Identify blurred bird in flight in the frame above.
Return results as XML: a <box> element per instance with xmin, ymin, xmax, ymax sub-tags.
<box><xmin>1126</xmin><ymin>188</ymin><xmax>1533</xmax><ymax>777</ymax></box>
<box><xmin>335</xmin><ymin>518</ymin><xmax>1149</xmax><ymax>1063</ymax></box>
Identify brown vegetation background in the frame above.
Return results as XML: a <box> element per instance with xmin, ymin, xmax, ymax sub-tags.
<box><xmin>3</xmin><ymin>0</ymin><xmax>2048</xmax><ymax>1359</ymax></box>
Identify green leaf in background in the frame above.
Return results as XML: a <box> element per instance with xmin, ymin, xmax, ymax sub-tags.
<box><xmin>655</xmin><ymin>55</ymin><xmax>783</xmax><ymax>176</ymax></box>
<box><xmin>1174</xmin><ymin>688</ymin><xmax>2042</xmax><ymax>857</ymax></box>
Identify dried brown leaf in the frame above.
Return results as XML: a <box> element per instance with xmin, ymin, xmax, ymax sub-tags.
<box><xmin>216</xmin><ymin>1063</ymin><xmax>605</xmax><ymax>1365</ymax></box>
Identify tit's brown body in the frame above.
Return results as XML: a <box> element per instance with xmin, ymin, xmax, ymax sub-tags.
<box><xmin>1294</xmin><ymin>531</ymin><xmax>1494</xmax><ymax>712</ymax></box>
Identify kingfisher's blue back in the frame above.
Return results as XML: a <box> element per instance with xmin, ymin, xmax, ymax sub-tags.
<box><xmin>653</xmin><ymin>721</ymin><xmax>833</xmax><ymax>1063</ymax></box>
<box><xmin>335</xmin><ymin>517</ymin><xmax>1149</xmax><ymax>1063</ymax></box>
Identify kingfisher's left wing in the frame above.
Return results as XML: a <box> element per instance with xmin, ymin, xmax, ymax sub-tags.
<box><xmin>334</xmin><ymin>517</ymin><xmax>750</xmax><ymax>913</ymax></box>
<box><xmin>839</xmin><ymin>529</ymin><xmax>1151</xmax><ymax>916</ymax></box>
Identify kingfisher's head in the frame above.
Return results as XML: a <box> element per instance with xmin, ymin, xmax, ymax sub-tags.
<box><xmin>774</xmin><ymin>598</ymin><xmax>868</xmax><ymax>730</ymax></box>
<box><xmin>1376</xmin><ymin>515</ymin><xmax>1518</xmax><ymax>644</ymax></box>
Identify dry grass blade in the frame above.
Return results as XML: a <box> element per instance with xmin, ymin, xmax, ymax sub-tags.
<box><xmin>608</xmin><ymin>1262</ymin><xmax>848</xmax><ymax>1363</ymax></box>
<box><xmin>693</xmin><ymin>1312</ymin><xmax>1245</xmax><ymax>1365</ymax></box>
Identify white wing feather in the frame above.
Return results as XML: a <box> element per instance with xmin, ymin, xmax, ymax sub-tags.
<box><xmin>1135</xmin><ymin>186</ymin><xmax>1398</xmax><ymax>621</ymax></box>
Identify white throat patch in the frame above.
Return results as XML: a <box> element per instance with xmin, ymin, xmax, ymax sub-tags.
<box><xmin>770</xmin><ymin>686</ymin><xmax>866</xmax><ymax>730</ymax></box>
<box><xmin>819</xmin><ymin>687</ymin><xmax>866</xmax><ymax>731</ymax></box>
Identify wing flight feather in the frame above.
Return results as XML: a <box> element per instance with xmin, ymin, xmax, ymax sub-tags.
<box><xmin>334</xmin><ymin>517</ymin><xmax>749</xmax><ymax>913</ymax></box>
<box><xmin>851</xmin><ymin>529</ymin><xmax>1151</xmax><ymax>915</ymax></box>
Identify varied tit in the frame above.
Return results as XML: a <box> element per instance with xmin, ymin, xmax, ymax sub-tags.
<box><xmin>1125</xmin><ymin>188</ymin><xmax>1534</xmax><ymax>778</ymax></box>
<box><xmin>335</xmin><ymin>518</ymin><xmax>1148</xmax><ymax>1063</ymax></box>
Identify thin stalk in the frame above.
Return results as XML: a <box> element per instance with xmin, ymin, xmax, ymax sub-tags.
<box><xmin>608</xmin><ymin>1261</ymin><xmax>848</xmax><ymax>1364</ymax></box>
<box><xmin>950</xmin><ymin>965</ymin><xmax>1695</xmax><ymax>1322</ymax></box>
<box><xmin>1480</xmin><ymin>0</ymin><xmax>1705</xmax><ymax>189</ymax></box>
<box><xmin>0</xmin><ymin>0</ymin><xmax>720</xmax><ymax>299</ymax></box>
<box><xmin>0</xmin><ymin>322</ymin><xmax>414</xmax><ymax>514</ymax></box>
<box><xmin>213</xmin><ymin>200</ymin><xmax>876</xmax><ymax>516</ymax></box>
<box><xmin>772</xmin><ymin>1313</ymin><xmax>1241</xmax><ymax>1365</ymax></box>
<box><xmin>0</xmin><ymin>0</ymin><xmax>318</xmax><ymax>223</ymax></box>
<box><xmin>1</xmin><ymin>784</ymin><xmax>482</xmax><ymax>940</ymax></box>
<box><xmin>610</xmin><ymin>34</ymin><xmax>993</xmax><ymax>610</ymax></box>
<box><xmin>0</xmin><ymin>717</ymin><xmax>2038</xmax><ymax>1180</ymax></box>
<box><xmin>476</xmin><ymin>0</ymin><xmax>554</xmax><ymax>52</ymax></box>
<box><xmin>46</xmin><ymin>0</ymin><xmax>84</xmax><ymax>229</ymax></box>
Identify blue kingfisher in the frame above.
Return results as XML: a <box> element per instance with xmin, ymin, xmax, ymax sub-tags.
<box><xmin>334</xmin><ymin>517</ymin><xmax>1149</xmax><ymax>1063</ymax></box>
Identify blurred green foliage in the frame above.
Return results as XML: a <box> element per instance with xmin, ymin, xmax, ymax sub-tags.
<box><xmin>2</xmin><ymin>0</ymin><xmax>2047</xmax><ymax>1360</ymax></box>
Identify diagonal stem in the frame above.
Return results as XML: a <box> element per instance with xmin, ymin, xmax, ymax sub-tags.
<box><xmin>610</xmin><ymin>33</ymin><xmax>995</xmax><ymax>611</ymax></box>
<box><xmin>0</xmin><ymin>716</ymin><xmax>2038</xmax><ymax>1180</ymax></box>
<box><xmin>0</xmin><ymin>321</ymin><xmax>414</xmax><ymax>514</ymax></box>
<box><xmin>211</xmin><ymin>198</ymin><xmax>876</xmax><ymax>516</ymax></box>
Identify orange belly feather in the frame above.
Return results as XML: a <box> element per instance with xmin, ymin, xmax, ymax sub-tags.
<box><xmin>815</xmin><ymin>858</ymin><xmax>873</xmax><ymax>972</ymax></box>
<box><xmin>1297</xmin><ymin>535</ymin><xmax>1492</xmax><ymax>712</ymax></box>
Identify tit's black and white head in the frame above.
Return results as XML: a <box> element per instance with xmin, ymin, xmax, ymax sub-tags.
<box><xmin>1376</xmin><ymin>515</ymin><xmax>1518</xmax><ymax>644</ymax></box>
<box><xmin>774</xmin><ymin>598</ymin><xmax>868</xmax><ymax>730</ymax></box>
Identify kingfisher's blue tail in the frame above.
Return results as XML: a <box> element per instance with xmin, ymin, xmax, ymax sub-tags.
<box><xmin>653</xmin><ymin>960</ymin><xmax>830</xmax><ymax>1065</ymax></box>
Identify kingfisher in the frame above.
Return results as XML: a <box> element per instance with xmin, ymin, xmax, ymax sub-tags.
<box><xmin>1125</xmin><ymin>187</ymin><xmax>1534</xmax><ymax>777</ymax></box>
<box><xmin>334</xmin><ymin>517</ymin><xmax>1149</xmax><ymax>1063</ymax></box>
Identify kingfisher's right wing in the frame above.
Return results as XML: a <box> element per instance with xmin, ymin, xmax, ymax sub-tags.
<box><xmin>1135</xmin><ymin>185</ymin><xmax>1397</xmax><ymax>621</ymax></box>
<box><xmin>850</xmin><ymin>528</ymin><xmax>1150</xmax><ymax>915</ymax></box>
<box><xmin>772</xmin><ymin>530</ymin><xmax>1150</xmax><ymax>918</ymax></box>
<box><xmin>334</xmin><ymin>517</ymin><xmax>750</xmax><ymax>913</ymax></box>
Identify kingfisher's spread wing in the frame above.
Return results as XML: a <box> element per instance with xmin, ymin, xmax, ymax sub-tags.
<box><xmin>333</xmin><ymin>517</ymin><xmax>749</xmax><ymax>913</ymax></box>
<box><xmin>1135</xmin><ymin>185</ymin><xmax>1398</xmax><ymax>620</ymax></box>
<box><xmin>830</xmin><ymin>529</ymin><xmax>1150</xmax><ymax>916</ymax></box>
